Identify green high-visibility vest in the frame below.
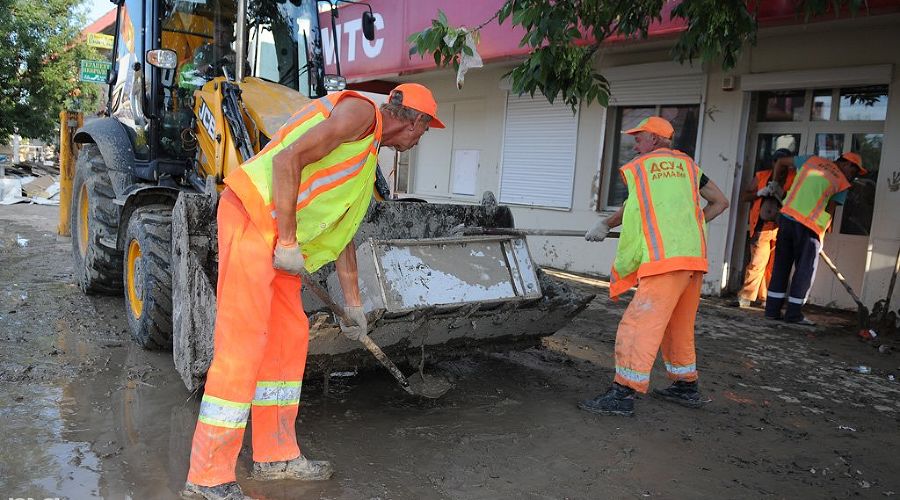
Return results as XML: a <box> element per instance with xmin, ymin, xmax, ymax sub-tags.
<box><xmin>780</xmin><ymin>156</ymin><xmax>851</xmax><ymax>239</ymax></box>
<box><xmin>225</xmin><ymin>91</ymin><xmax>382</xmax><ymax>272</ymax></box>
<box><xmin>610</xmin><ymin>148</ymin><xmax>708</xmax><ymax>298</ymax></box>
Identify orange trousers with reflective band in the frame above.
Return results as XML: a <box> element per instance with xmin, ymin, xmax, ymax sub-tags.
<box><xmin>613</xmin><ymin>270</ymin><xmax>702</xmax><ymax>393</ymax></box>
<box><xmin>187</xmin><ymin>189</ymin><xmax>309</xmax><ymax>487</ymax></box>
<box><xmin>738</xmin><ymin>227</ymin><xmax>777</xmax><ymax>303</ymax></box>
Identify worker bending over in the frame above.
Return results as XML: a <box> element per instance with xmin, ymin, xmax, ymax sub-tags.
<box><xmin>764</xmin><ymin>152</ymin><xmax>866</xmax><ymax>325</ymax></box>
<box><xmin>580</xmin><ymin>116</ymin><xmax>729</xmax><ymax>416</ymax></box>
<box><xmin>183</xmin><ymin>83</ymin><xmax>444</xmax><ymax>499</ymax></box>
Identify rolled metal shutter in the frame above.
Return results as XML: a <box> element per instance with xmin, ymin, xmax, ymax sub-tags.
<box><xmin>499</xmin><ymin>93</ymin><xmax>579</xmax><ymax>209</ymax></box>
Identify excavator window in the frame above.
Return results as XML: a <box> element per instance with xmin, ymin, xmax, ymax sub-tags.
<box><xmin>154</xmin><ymin>0</ymin><xmax>322</xmax><ymax>158</ymax></box>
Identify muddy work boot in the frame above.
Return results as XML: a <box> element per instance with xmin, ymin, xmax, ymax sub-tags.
<box><xmin>652</xmin><ymin>380</ymin><xmax>710</xmax><ymax>409</ymax></box>
<box><xmin>181</xmin><ymin>481</ymin><xmax>249</xmax><ymax>500</ymax></box>
<box><xmin>252</xmin><ymin>455</ymin><xmax>334</xmax><ymax>481</ymax></box>
<box><xmin>577</xmin><ymin>383</ymin><xmax>635</xmax><ymax>416</ymax></box>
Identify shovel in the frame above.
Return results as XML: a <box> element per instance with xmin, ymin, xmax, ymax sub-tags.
<box><xmin>819</xmin><ymin>249</ymin><xmax>871</xmax><ymax>336</ymax></box>
<box><xmin>301</xmin><ymin>276</ymin><xmax>451</xmax><ymax>399</ymax></box>
<box><xmin>450</xmin><ymin>225</ymin><xmax>620</xmax><ymax>238</ymax></box>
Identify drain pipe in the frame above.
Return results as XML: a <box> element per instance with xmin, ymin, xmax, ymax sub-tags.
<box><xmin>235</xmin><ymin>0</ymin><xmax>247</xmax><ymax>82</ymax></box>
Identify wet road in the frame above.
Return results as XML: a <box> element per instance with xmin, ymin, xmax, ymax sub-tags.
<box><xmin>2</xmin><ymin>204</ymin><xmax>899</xmax><ymax>499</ymax></box>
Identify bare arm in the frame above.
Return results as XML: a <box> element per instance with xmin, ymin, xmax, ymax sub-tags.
<box><xmin>825</xmin><ymin>201</ymin><xmax>838</xmax><ymax>232</ymax></box>
<box><xmin>700</xmin><ymin>179</ymin><xmax>729</xmax><ymax>222</ymax></box>
<box><xmin>605</xmin><ymin>205</ymin><xmax>625</xmax><ymax>229</ymax></box>
<box><xmin>739</xmin><ymin>186</ymin><xmax>759</xmax><ymax>203</ymax></box>
<box><xmin>271</xmin><ymin>97</ymin><xmax>375</xmax><ymax>245</ymax></box>
<box><xmin>335</xmin><ymin>241</ymin><xmax>362</xmax><ymax>307</ymax></box>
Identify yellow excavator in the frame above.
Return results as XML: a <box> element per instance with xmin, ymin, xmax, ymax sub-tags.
<box><xmin>70</xmin><ymin>0</ymin><xmax>592</xmax><ymax>391</ymax></box>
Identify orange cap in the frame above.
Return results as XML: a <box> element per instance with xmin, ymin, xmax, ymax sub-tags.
<box><xmin>624</xmin><ymin>116</ymin><xmax>674</xmax><ymax>139</ymax></box>
<box><xmin>839</xmin><ymin>152</ymin><xmax>868</xmax><ymax>176</ymax></box>
<box><xmin>388</xmin><ymin>83</ymin><xmax>446</xmax><ymax>128</ymax></box>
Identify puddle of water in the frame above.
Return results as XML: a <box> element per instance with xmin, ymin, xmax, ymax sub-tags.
<box><xmin>1</xmin><ymin>385</ymin><xmax>102</xmax><ymax>498</ymax></box>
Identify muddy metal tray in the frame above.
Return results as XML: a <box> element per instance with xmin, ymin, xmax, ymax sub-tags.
<box><xmin>327</xmin><ymin>236</ymin><xmax>543</xmax><ymax>314</ymax></box>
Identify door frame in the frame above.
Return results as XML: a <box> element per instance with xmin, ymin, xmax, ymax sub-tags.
<box><xmin>729</xmin><ymin>87</ymin><xmax>887</xmax><ymax>308</ymax></box>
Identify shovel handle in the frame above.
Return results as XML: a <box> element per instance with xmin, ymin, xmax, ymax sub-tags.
<box><xmin>300</xmin><ymin>276</ymin><xmax>414</xmax><ymax>394</ymax></box>
<box><xmin>454</xmin><ymin>226</ymin><xmax>620</xmax><ymax>238</ymax></box>
<box><xmin>357</xmin><ymin>335</ymin><xmax>413</xmax><ymax>392</ymax></box>
<box><xmin>819</xmin><ymin>250</ymin><xmax>865</xmax><ymax>308</ymax></box>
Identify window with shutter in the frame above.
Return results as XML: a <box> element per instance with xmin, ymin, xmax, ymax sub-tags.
<box><xmin>499</xmin><ymin>93</ymin><xmax>579</xmax><ymax>209</ymax></box>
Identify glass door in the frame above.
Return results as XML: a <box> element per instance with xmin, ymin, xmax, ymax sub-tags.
<box><xmin>739</xmin><ymin>86</ymin><xmax>887</xmax><ymax>310</ymax></box>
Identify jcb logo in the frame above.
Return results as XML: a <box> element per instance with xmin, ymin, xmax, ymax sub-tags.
<box><xmin>198</xmin><ymin>100</ymin><xmax>217</xmax><ymax>142</ymax></box>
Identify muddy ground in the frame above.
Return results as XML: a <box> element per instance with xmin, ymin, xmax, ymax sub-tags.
<box><xmin>2</xmin><ymin>203</ymin><xmax>899</xmax><ymax>499</ymax></box>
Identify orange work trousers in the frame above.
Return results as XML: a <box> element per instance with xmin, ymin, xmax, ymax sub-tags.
<box><xmin>613</xmin><ymin>270</ymin><xmax>702</xmax><ymax>393</ymax></box>
<box><xmin>738</xmin><ymin>228</ymin><xmax>778</xmax><ymax>303</ymax></box>
<box><xmin>187</xmin><ymin>189</ymin><xmax>309</xmax><ymax>487</ymax></box>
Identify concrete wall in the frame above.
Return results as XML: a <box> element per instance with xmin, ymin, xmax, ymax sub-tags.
<box><xmin>399</xmin><ymin>14</ymin><xmax>900</xmax><ymax>305</ymax></box>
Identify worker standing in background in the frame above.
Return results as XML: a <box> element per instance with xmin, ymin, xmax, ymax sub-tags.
<box><xmin>579</xmin><ymin>116</ymin><xmax>729</xmax><ymax>417</ymax></box>
<box><xmin>764</xmin><ymin>152</ymin><xmax>865</xmax><ymax>326</ymax></box>
<box><xmin>733</xmin><ymin>148</ymin><xmax>797</xmax><ymax>308</ymax></box>
<box><xmin>183</xmin><ymin>83</ymin><xmax>444</xmax><ymax>500</ymax></box>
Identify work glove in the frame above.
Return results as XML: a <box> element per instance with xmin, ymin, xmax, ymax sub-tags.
<box><xmin>756</xmin><ymin>184</ymin><xmax>774</xmax><ymax>198</ymax></box>
<box><xmin>273</xmin><ymin>241</ymin><xmax>306</xmax><ymax>275</ymax></box>
<box><xmin>340</xmin><ymin>305</ymin><xmax>368</xmax><ymax>341</ymax></box>
<box><xmin>766</xmin><ymin>180</ymin><xmax>785</xmax><ymax>200</ymax></box>
<box><xmin>585</xmin><ymin>218</ymin><xmax>610</xmax><ymax>242</ymax></box>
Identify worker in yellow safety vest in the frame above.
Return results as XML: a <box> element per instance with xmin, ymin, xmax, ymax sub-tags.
<box><xmin>579</xmin><ymin>116</ymin><xmax>729</xmax><ymax>416</ymax></box>
<box><xmin>182</xmin><ymin>83</ymin><xmax>445</xmax><ymax>500</ymax></box>
<box><xmin>763</xmin><ymin>152</ymin><xmax>866</xmax><ymax>325</ymax></box>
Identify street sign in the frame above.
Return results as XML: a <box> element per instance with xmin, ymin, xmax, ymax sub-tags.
<box><xmin>79</xmin><ymin>60</ymin><xmax>111</xmax><ymax>84</ymax></box>
<box><xmin>87</xmin><ymin>33</ymin><xmax>114</xmax><ymax>50</ymax></box>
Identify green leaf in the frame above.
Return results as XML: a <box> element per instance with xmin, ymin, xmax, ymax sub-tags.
<box><xmin>438</xmin><ymin>9</ymin><xmax>448</xmax><ymax>26</ymax></box>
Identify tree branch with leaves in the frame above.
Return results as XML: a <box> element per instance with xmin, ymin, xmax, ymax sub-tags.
<box><xmin>0</xmin><ymin>0</ymin><xmax>102</xmax><ymax>143</ymax></box>
<box><xmin>409</xmin><ymin>0</ymin><xmax>866</xmax><ymax>110</ymax></box>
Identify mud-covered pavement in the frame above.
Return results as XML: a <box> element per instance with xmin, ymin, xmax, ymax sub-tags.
<box><xmin>2</xmin><ymin>204</ymin><xmax>899</xmax><ymax>499</ymax></box>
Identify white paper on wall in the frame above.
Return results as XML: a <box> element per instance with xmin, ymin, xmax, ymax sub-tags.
<box><xmin>451</xmin><ymin>149</ymin><xmax>479</xmax><ymax>196</ymax></box>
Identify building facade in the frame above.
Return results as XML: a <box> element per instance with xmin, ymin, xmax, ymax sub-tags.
<box><xmin>85</xmin><ymin>1</ymin><xmax>900</xmax><ymax>310</ymax></box>
<box><xmin>329</xmin><ymin>1</ymin><xmax>900</xmax><ymax>311</ymax></box>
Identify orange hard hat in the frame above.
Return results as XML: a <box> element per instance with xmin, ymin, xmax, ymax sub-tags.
<box><xmin>388</xmin><ymin>83</ymin><xmax>446</xmax><ymax>128</ymax></box>
<box><xmin>839</xmin><ymin>152</ymin><xmax>868</xmax><ymax>176</ymax></box>
<box><xmin>624</xmin><ymin>116</ymin><xmax>674</xmax><ymax>140</ymax></box>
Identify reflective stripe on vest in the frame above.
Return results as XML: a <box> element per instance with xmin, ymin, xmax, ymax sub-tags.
<box><xmin>223</xmin><ymin>90</ymin><xmax>382</xmax><ymax>272</ymax></box>
<box><xmin>780</xmin><ymin>156</ymin><xmax>851</xmax><ymax>239</ymax></box>
<box><xmin>609</xmin><ymin>149</ymin><xmax>708</xmax><ymax>299</ymax></box>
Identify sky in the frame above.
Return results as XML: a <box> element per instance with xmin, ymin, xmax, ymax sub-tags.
<box><xmin>83</xmin><ymin>0</ymin><xmax>115</xmax><ymax>26</ymax></box>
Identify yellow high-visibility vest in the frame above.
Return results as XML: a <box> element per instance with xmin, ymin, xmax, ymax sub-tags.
<box><xmin>780</xmin><ymin>156</ymin><xmax>851</xmax><ymax>239</ymax></box>
<box><xmin>610</xmin><ymin>148</ymin><xmax>708</xmax><ymax>298</ymax></box>
<box><xmin>225</xmin><ymin>91</ymin><xmax>382</xmax><ymax>272</ymax></box>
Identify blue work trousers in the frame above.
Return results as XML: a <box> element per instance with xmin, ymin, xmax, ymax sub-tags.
<box><xmin>764</xmin><ymin>215</ymin><xmax>821</xmax><ymax>321</ymax></box>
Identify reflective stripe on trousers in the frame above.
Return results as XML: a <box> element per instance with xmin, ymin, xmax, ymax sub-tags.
<box><xmin>664</xmin><ymin>362</ymin><xmax>697</xmax><ymax>376</ymax></box>
<box><xmin>613</xmin><ymin>270</ymin><xmax>703</xmax><ymax>392</ymax></box>
<box><xmin>253</xmin><ymin>381</ymin><xmax>302</xmax><ymax>406</ymax></box>
<box><xmin>198</xmin><ymin>395</ymin><xmax>251</xmax><ymax>429</ymax></box>
<box><xmin>187</xmin><ymin>190</ymin><xmax>310</xmax><ymax>487</ymax></box>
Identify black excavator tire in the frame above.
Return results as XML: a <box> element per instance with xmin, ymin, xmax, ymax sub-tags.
<box><xmin>71</xmin><ymin>144</ymin><xmax>124</xmax><ymax>294</ymax></box>
<box><xmin>123</xmin><ymin>205</ymin><xmax>175</xmax><ymax>350</ymax></box>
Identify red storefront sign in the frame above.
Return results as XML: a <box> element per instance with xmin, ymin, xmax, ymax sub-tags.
<box><xmin>323</xmin><ymin>0</ymin><xmax>900</xmax><ymax>82</ymax></box>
